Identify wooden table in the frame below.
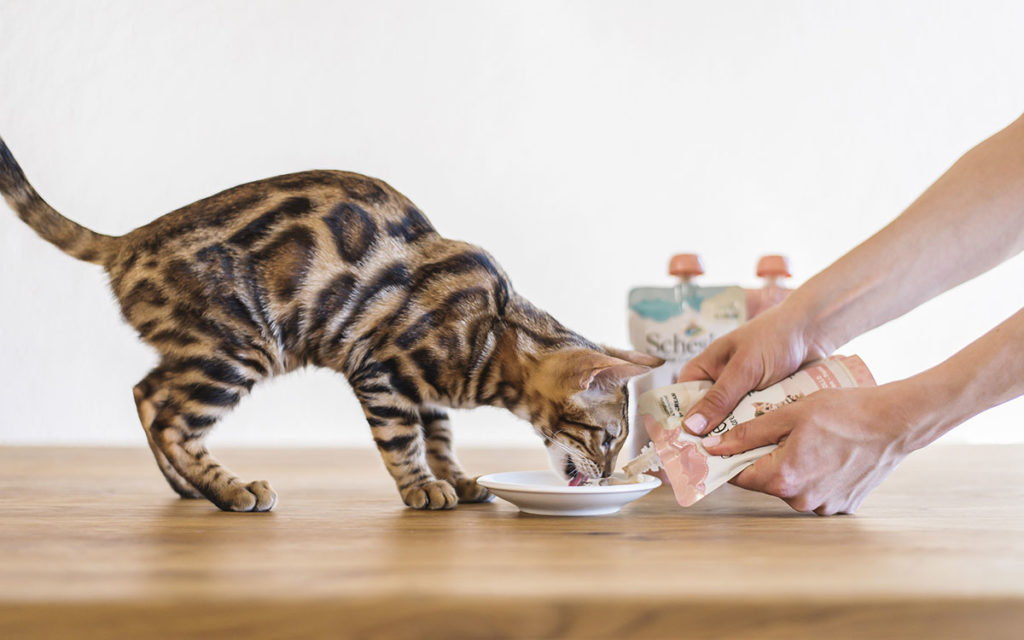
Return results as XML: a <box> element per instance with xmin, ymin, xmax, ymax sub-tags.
<box><xmin>0</xmin><ymin>445</ymin><xmax>1021</xmax><ymax>639</ymax></box>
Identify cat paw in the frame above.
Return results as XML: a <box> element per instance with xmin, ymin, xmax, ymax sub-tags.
<box><xmin>401</xmin><ymin>479</ymin><xmax>458</xmax><ymax>510</ymax></box>
<box><xmin>213</xmin><ymin>480</ymin><xmax>277</xmax><ymax>512</ymax></box>
<box><xmin>454</xmin><ymin>477</ymin><xmax>494</xmax><ymax>503</ymax></box>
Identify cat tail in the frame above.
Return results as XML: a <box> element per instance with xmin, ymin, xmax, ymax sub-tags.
<box><xmin>0</xmin><ymin>135</ymin><xmax>118</xmax><ymax>266</ymax></box>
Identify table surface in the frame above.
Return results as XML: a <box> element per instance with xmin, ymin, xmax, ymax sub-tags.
<box><xmin>1</xmin><ymin>444</ymin><xmax>1022</xmax><ymax>639</ymax></box>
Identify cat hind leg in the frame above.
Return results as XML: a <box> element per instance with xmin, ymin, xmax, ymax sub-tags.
<box><xmin>133</xmin><ymin>371</ymin><xmax>203</xmax><ymax>499</ymax></box>
<box><xmin>134</xmin><ymin>362</ymin><xmax>276</xmax><ymax>512</ymax></box>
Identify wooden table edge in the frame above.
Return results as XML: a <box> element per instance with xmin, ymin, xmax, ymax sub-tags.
<box><xmin>2</xmin><ymin>594</ymin><xmax>1023</xmax><ymax>639</ymax></box>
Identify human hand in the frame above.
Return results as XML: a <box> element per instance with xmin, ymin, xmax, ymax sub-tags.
<box><xmin>701</xmin><ymin>384</ymin><xmax>916</xmax><ymax>515</ymax></box>
<box><xmin>677</xmin><ymin>302</ymin><xmax>832</xmax><ymax>435</ymax></box>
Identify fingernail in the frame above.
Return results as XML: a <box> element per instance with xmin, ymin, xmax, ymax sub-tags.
<box><xmin>702</xmin><ymin>434</ymin><xmax>721</xmax><ymax>448</ymax></box>
<box><xmin>684</xmin><ymin>413</ymin><xmax>707</xmax><ymax>434</ymax></box>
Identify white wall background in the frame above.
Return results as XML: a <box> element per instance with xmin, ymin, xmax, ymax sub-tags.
<box><xmin>1</xmin><ymin>0</ymin><xmax>1022</xmax><ymax>449</ymax></box>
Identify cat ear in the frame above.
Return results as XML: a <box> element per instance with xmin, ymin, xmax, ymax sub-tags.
<box><xmin>586</xmin><ymin>361</ymin><xmax>650</xmax><ymax>390</ymax></box>
<box><xmin>600</xmin><ymin>345</ymin><xmax>666</xmax><ymax>369</ymax></box>
<box><xmin>551</xmin><ymin>348</ymin><xmax>662</xmax><ymax>393</ymax></box>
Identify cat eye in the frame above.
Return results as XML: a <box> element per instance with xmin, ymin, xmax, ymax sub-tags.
<box><xmin>564</xmin><ymin>419</ymin><xmax>603</xmax><ymax>432</ymax></box>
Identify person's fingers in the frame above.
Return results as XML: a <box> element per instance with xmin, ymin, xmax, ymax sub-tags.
<box><xmin>676</xmin><ymin>339</ymin><xmax>732</xmax><ymax>383</ymax></box>
<box><xmin>676</xmin><ymin>359</ymin><xmax>714</xmax><ymax>384</ymax></box>
<box><xmin>728</xmin><ymin>453</ymin><xmax>780</xmax><ymax>494</ymax></box>
<box><xmin>701</xmin><ymin>411</ymin><xmax>793</xmax><ymax>456</ymax></box>
<box><xmin>814</xmin><ymin>503</ymin><xmax>843</xmax><ymax>516</ymax></box>
<box><xmin>681</xmin><ymin>354</ymin><xmax>762</xmax><ymax>435</ymax></box>
<box><xmin>730</xmin><ymin>443</ymin><xmax>822</xmax><ymax>514</ymax></box>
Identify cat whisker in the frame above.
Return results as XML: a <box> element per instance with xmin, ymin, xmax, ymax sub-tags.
<box><xmin>543</xmin><ymin>430</ymin><xmax>601</xmax><ymax>478</ymax></box>
<box><xmin>542</xmin><ymin>430</ymin><xmax>578</xmax><ymax>457</ymax></box>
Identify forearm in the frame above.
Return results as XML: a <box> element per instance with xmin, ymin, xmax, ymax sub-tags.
<box><xmin>790</xmin><ymin>113</ymin><xmax>1024</xmax><ymax>352</ymax></box>
<box><xmin>893</xmin><ymin>306</ymin><xmax>1024</xmax><ymax>452</ymax></box>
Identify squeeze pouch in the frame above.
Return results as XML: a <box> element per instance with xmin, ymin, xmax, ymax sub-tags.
<box><xmin>634</xmin><ymin>356</ymin><xmax>876</xmax><ymax>507</ymax></box>
<box><xmin>627</xmin><ymin>282</ymin><xmax>746</xmax><ymax>456</ymax></box>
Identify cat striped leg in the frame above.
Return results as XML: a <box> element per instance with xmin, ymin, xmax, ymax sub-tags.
<box><xmin>134</xmin><ymin>361</ymin><xmax>276</xmax><ymax>512</ymax></box>
<box><xmin>133</xmin><ymin>369</ymin><xmax>203</xmax><ymax>499</ymax></box>
<box><xmin>420</xmin><ymin>408</ymin><xmax>492</xmax><ymax>503</ymax></box>
<box><xmin>357</xmin><ymin>391</ymin><xmax>457</xmax><ymax>510</ymax></box>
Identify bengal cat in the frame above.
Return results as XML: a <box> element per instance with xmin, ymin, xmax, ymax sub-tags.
<box><xmin>0</xmin><ymin>137</ymin><xmax>663</xmax><ymax>511</ymax></box>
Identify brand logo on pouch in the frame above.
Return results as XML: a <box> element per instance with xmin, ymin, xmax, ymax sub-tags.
<box><xmin>684</xmin><ymin>322</ymin><xmax>704</xmax><ymax>337</ymax></box>
<box><xmin>645</xmin><ymin>331</ymin><xmax>716</xmax><ymax>359</ymax></box>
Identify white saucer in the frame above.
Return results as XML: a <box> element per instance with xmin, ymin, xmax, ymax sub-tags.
<box><xmin>476</xmin><ymin>470</ymin><xmax>661</xmax><ymax>516</ymax></box>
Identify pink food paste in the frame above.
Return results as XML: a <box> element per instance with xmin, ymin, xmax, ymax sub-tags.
<box><xmin>642</xmin><ymin>414</ymin><xmax>708</xmax><ymax>506</ymax></box>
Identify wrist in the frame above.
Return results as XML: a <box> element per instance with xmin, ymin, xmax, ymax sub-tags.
<box><xmin>775</xmin><ymin>287</ymin><xmax>840</xmax><ymax>359</ymax></box>
<box><xmin>885</xmin><ymin>369</ymin><xmax>964</xmax><ymax>454</ymax></box>
<box><xmin>784</xmin><ymin>259</ymin><xmax>896</xmax><ymax>356</ymax></box>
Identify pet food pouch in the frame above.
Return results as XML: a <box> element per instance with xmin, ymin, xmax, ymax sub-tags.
<box><xmin>634</xmin><ymin>355</ymin><xmax>875</xmax><ymax>507</ymax></box>
<box><xmin>746</xmin><ymin>255</ymin><xmax>792</xmax><ymax>318</ymax></box>
<box><xmin>627</xmin><ymin>254</ymin><xmax>794</xmax><ymax>458</ymax></box>
<box><xmin>627</xmin><ymin>254</ymin><xmax>747</xmax><ymax>457</ymax></box>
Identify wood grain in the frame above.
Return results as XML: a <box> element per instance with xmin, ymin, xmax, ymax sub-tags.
<box><xmin>1</xmin><ymin>445</ymin><xmax>1022</xmax><ymax>639</ymax></box>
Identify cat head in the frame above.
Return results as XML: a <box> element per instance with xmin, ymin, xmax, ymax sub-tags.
<box><xmin>521</xmin><ymin>346</ymin><xmax>664</xmax><ymax>485</ymax></box>
<box><xmin>752</xmin><ymin>401</ymin><xmax>772</xmax><ymax>415</ymax></box>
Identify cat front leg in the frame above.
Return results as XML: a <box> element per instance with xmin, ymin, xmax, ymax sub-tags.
<box><xmin>419</xmin><ymin>408</ymin><xmax>492</xmax><ymax>503</ymax></box>
<box><xmin>355</xmin><ymin>389</ymin><xmax>457</xmax><ymax>510</ymax></box>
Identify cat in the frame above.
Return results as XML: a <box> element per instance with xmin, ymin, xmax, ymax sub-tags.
<box><xmin>752</xmin><ymin>394</ymin><xmax>803</xmax><ymax>418</ymax></box>
<box><xmin>0</xmin><ymin>136</ymin><xmax>663</xmax><ymax>511</ymax></box>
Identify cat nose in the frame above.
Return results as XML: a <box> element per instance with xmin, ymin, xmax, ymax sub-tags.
<box><xmin>602</xmin><ymin>455</ymin><xmax>614</xmax><ymax>476</ymax></box>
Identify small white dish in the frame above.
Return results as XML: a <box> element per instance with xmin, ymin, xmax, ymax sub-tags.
<box><xmin>476</xmin><ymin>470</ymin><xmax>661</xmax><ymax>516</ymax></box>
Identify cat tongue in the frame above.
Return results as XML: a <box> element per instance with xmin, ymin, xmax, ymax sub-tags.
<box><xmin>569</xmin><ymin>474</ymin><xmax>589</xmax><ymax>487</ymax></box>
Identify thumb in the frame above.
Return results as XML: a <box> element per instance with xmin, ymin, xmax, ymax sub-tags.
<box><xmin>681</xmin><ymin>355</ymin><xmax>761</xmax><ymax>435</ymax></box>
